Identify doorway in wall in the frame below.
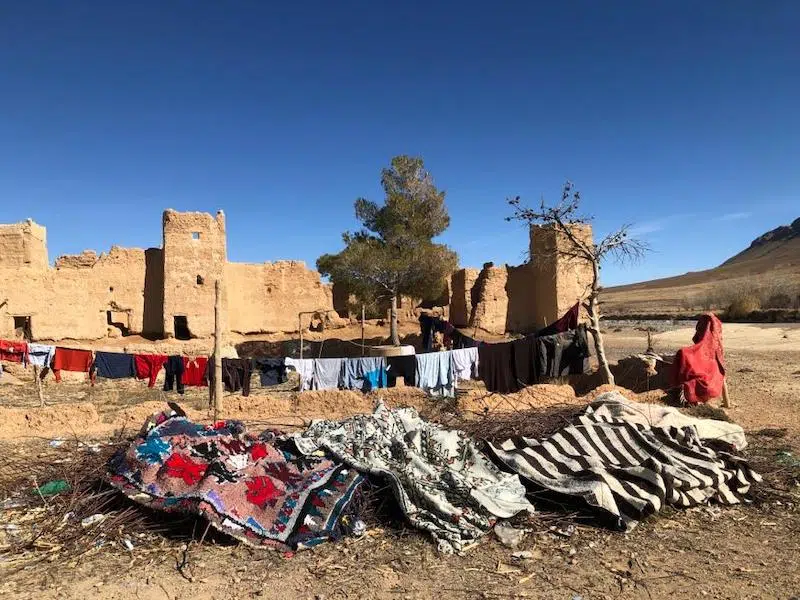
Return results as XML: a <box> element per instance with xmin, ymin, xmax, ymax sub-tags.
<box><xmin>13</xmin><ymin>316</ymin><xmax>32</xmax><ymax>341</ymax></box>
<box><xmin>173</xmin><ymin>316</ymin><xmax>191</xmax><ymax>340</ymax></box>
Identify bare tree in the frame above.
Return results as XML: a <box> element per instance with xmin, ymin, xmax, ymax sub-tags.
<box><xmin>507</xmin><ymin>181</ymin><xmax>649</xmax><ymax>384</ymax></box>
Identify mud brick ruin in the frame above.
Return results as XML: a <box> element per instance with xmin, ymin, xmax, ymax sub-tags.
<box><xmin>0</xmin><ymin>211</ymin><xmax>591</xmax><ymax>341</ymax></box>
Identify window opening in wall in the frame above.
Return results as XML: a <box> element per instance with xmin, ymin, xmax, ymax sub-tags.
<box><xmin>173</xmin><ymin>316</ymin><xmax>191</xmax><ymax>340</ymax></box>
<box><xmin>107</xmin><ymin>311</ymin><xmax>130</xmax><ymax>336</ymax></box>
<box><xmin>13</xmin><ymin>316</ymin><xmax>32</xmax><ymax>341</ymax></box>
<box><xmin>196</xmin><ymin>275</ymin><xmax>204</xmax><ymax>285</ymax></box>
<box><xmin>191</xmin><ymin>232</ymin><xmax>200</xmax><ymax>240</ymax></box>
<box><xmin>109</xmin><ymin>286</ymin><xmax>114</xmax><ymax>292</ymax></box>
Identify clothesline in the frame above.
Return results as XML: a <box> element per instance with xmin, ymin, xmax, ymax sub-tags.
<box><xmin>0</xmin><ymin>304</ymin><xmax>590</xmax><ymax>398</ymax></box>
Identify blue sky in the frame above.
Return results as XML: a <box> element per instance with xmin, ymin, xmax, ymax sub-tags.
<box><xmin>1</xmin><ymin>1</ymin><xmax>797</xmax><ymax>286</ymax></box>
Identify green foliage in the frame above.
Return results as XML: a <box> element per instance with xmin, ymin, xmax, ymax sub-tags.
<box><xmin>317</xmin><ymin>155</ymin><xmax>458</xmax><ymax>304</ymax></box>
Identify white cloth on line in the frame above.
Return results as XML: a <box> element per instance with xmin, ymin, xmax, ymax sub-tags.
<box><xmin>451</xmin><ymin>347</ymin><xmax>478</xmax><ymax>381</ymax></box>
<box><xmin>285</xmin><ymin>357</ymin><xmax>314</xmax><ymax>392</ymax></box>
<box><xmin>27</xmin><ymin>343</ymin><xmax>56</xmax><ymax>368</ymax></box>
<box><xmin>312</xmin><ymin>358</ymin><xmax>345</xmax><ymax>390</ymax></box>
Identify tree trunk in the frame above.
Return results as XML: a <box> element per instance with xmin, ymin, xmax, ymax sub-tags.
<box><xmin>390</xmin><ymin>295</ymin><xmax>400</xmax><ymax>346</ymax></box>
<box><xmin>587</xmin><ymin>261</ymin><xmax>615</xmax><ymax>385</ymax></box>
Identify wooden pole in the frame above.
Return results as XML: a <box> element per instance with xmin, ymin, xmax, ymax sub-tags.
<box><xmin>299</xmin><ymin>313</ymin><xmax>303</xmax><ymax>360</ymax></box>
<box><xmin>361</xmin><ymin>304</ymin><xmax>365</xmax><ymax>357</ymax></box>
<box><xmin>213</xmin><ymin>279</ymin><xmax>223</xmax><ymax>422</ymax></box>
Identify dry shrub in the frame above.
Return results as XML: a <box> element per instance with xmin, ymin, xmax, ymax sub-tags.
<box><xmin>726</xmin><ymin>292</ymin><xmax>761</xmax><ymax>319</ymax></box>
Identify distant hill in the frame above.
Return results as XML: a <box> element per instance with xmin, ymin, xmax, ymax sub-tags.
<box><xmin>602</xmin><ymin>218</ymin><xmax>800</xmax><ymax>316</ymax></box>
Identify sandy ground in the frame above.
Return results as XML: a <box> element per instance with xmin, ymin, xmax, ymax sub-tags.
<box><xmin>1</xmin><ymin>324</ymin><xmax>798</xmax><ymax>600</ymax></box>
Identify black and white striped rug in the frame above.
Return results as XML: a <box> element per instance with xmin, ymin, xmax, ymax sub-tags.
<box><xmin>487</xmin><ymin>392</ymin><xmax>761</xmax><ymax>529</ymax></box>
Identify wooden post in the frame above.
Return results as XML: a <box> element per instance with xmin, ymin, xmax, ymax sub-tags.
<box><xmin>721</xmin><ymin>379</ymin><xmax>731</xmax><ymax>409</ymax></box>
<box><xmin>213</xmin><ymin>280</ymin><xmax>223</xmax><ymax>422</ymax></box>
<box><xmin>361</xmin><ymin>304</ymin><xmax>365</xmax><ymax>357</ymax></box>
<box><xmin>299</xmin><ymin>313</ymin><xmax>304</xmax><ymax>360</ymax></box>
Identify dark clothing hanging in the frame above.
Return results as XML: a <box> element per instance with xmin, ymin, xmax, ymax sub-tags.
<box><xmin>94</xmin><ymin>351</ymin><xmax>136</xmax><ymax>379</ymax></box>
<box><xmin>537</xmin><ymin>303</ymin><xmax>580</xmax><ymax>337</ymax></box>
<box><xmin>208</xmin><ymin>358</ymin><xmax>252</xmax><ymax>396</ymax></box>
<box><xmin>164</xmin><ymin>356</ymin><xmax>185</xmax><ymax>394</ymax></box>
<box><xmin>253</xmin><ymin>357</ymin><xmax>287</xmax><ymax>386</ymax></box>
<box><xmin>451</xmin><ymin>330</ymin><xmax>478</xmax><ymax>349</ymax></box>
<box><xmin>386</xmin><ymin>355</ymin><xmax>417</xmax><ymax>387</ymax></box>
<box><xmin>511</xmin><ymin>337</ymin><xmax>538</xmax><ymax>387</ymax></box>
<box><xmin>419</xmin><ymin>314</ymin><xmax>435</xmax><ymax>351</ymax></box>
<box><xmin>537</xmin><ymin>326</ymin><xmax>590</xmax><ymax>378</ymax></box>
<box><xmin>478</xmin><ymin>342</ymin><xmax>518</xmax><ymax>393</ymax></box>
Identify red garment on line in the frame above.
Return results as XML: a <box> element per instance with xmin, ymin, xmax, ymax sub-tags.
<box><xmin>0</xmin><ymin>340</ymin><xmax>28</xmax><ymax>364</ymax></box>
<box><xmin>53</xmin><ymin>348</ymin><xmax>95</xmax><ymax>383</ymax></box>
<box><xmin>134</xmin><ymin>354</ymin><xmax>168</xmax><ymax>387</ymax></box>
<box><xmin>537</xmin><ymin>302</ymin><xmax>580</xmax><ymax>337</ymax></box>
<box><xmin>183</xmin><ymin>356</ymin><xmax>209</xmax><ymax>387</ymax></box>
<box><xmin>671</xmin><ymin>313</ymin><xmax>726</xmax><ymax>404</ymax></box>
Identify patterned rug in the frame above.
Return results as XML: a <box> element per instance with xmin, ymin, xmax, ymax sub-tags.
<box><xmin>108</xmin><ymin>410</ymin><xmax>366</xmax><ymax>550</ymax></box>
<box><xmin>292</xmin><ymin>401</ymin><xmax>533</xmax><ymax>554</ymax></box>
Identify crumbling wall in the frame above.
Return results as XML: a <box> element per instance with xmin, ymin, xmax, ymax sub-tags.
<box><xmin>529</xmin><ymin>223</ymin><xmax>593</xmax><ymax>327</ymax></box>
<box><xmin>0</xmin><ymin>220</ymin><xmax>48</xmax><ymax>270</ymax></box>
<box><xmin>0</xmin><ymin>246</ymin><xmax>150</xmax><ymax>340</ymax></box>
<box><xmin>226</xmin><ymin>261</ymin><xmax>336</xmax><ymax>334</ymax></box>
<box><xmin>468</xmin><ymin>263</ymin><xmax>509</xmax><ymax>334</ymax></box>
<box><xmin>162</xmin><ymin>210</ymin><xmax>227</xmax><ymax>339</ymax></box>
<box><xmin>449</xmin><ymin>268</ymin><xmax>480</xmax><ymax>327</ymax></box>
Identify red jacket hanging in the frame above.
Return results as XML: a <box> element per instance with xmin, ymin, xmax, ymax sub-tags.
<box><xmin>0</xmin><ymin>340</ymin><xmax>28</xmax><ymax>364</ymax></box>
<box><xmin>53</xmin><ymin>348</ymin><xmax>95</xmax><ymax>383</ymax></box>
<box><xmin>183</xmin><ymin>356</ymin><xmax>209</xmax><ymax>386</ymax></box>
<box><xmin>134</xmin><ymin>354</ymin><xmax>169</xmax><ymax>387</ymax></box>
<box><xmin>671</xmin><ymin>313</ymin><xmax>726</xmax><ymax>404</ymax></box>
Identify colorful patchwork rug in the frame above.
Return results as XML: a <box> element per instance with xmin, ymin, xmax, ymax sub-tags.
<box><xmin>108</xmin><ymin>410</ymin><xmax>366</xmax><ymax>550</ymax></box>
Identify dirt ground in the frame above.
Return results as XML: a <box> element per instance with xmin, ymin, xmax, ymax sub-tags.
<box><xmin>1</xmin><ymin>324</ymin><xmax>798</xmax><ymax>600</ymax></box>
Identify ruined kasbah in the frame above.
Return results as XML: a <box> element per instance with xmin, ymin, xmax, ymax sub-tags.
<box><xmin>0</xmin><ymin>209</ymin><xmax>592</xmax><ymax>342</ymax></box>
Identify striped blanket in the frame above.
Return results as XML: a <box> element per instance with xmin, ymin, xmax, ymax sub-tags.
<box><xmin>487</xmin><ymin>392</ymin><xmax>761</xmax><ymax>529</ymax></box>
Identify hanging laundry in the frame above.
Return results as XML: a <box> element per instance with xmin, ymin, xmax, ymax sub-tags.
<box><xmin>163</xmin><ymin>356</ymin><xmax>185</xmax><ymax>394</ymax></box>
<box><xmin>285</xmin><ymin>357</ymin><xmax>314</xmax><ymax>391</ymax></box>
<box><xmin>135</xmin><ymin>354</ymin><xmax>168</xmax><ymax>388</ymax></box>
<box><xmin>27</xmin><ymin>343</ymin><xmax>55</xmax><ymax>369</ymax></box>
<box><xmin>451</xmin><ymin>347</ymin><xmax>479</xmax><ymax>381</ymax></box>
<box><xmin>415</xmin><ymin>351</ymin><xmax>455</xmax><ymax>397</ymax></box>
<box><xmin>208</xmin><ymin>358</ymin><xmax>253</xmax><ymax>396</ymax></box>
<box><xmin>451</xmin><ymin>329</ymin><xmax>478</xmax><ymax>349</ymax></box>
<box><xmin>478</xmin><ymin>342</ymin><xmax>517</xmax><ymax>393</ymax></box>
<box><xmin>253</xmin><ymin>357</ymin><xmax>287</xmax><ymax>386</ymax></box>
<box><xmin>53</xmin><ymin>348</ymin><xmax>94</xmax><ymax>383</ymax></box>
<box><xmin>0</xmin><ymin>340</ymin><xmax>28</xmax><ymax>364</ymax></box>
<box><xmin>182</xmin><ymin>356</ymin><xmax>208</xmax><ymax>387</ymax></box>
<box><xmin>672</xmin><ymin>313</ymin><xmax>726</xmax><ymax>404</ymax></box>
<box><xmin>511</xmin><ymin>337</ymin><xmax>538</xmax><ymax>387</ymax></box>
<box><xmin>536</xmin><ymin>302</ymin><xmax>580</xmax><ymax>337</ymax></box>
<box><xmin>94</xmin><ymin>351</ymin><xmax>136</xmax><ymax>379</ymax></box>
<box><xmin>536</xmin><ymin>326</ymin><xmax>590</xmax><ymax>378</ymax></box>
<box><xmin>386</xmin><ymin>354</ymin><xmax>416</xmax><ymax>387</ymax></box>
<box><xmin>342</xmin><ymin>357</ymin><xmax>387</xmax><ymax>392</ymax></box>
<box><xmin>312</xmin><ymin>358</ymin><xmax>345</xmax><ymax>391</ymax></box>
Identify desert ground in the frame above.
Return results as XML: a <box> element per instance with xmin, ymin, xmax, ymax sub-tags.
<box><xmin>1</xmin><ymin>323</ymin><xmax>798</xmax><ymax>600</ymax></box>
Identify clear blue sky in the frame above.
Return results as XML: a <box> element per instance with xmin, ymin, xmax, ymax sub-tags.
<box><xmin>1</xmin><ymin>1</ymin><xmax>797</xmax><ymax>285</ymax></box>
